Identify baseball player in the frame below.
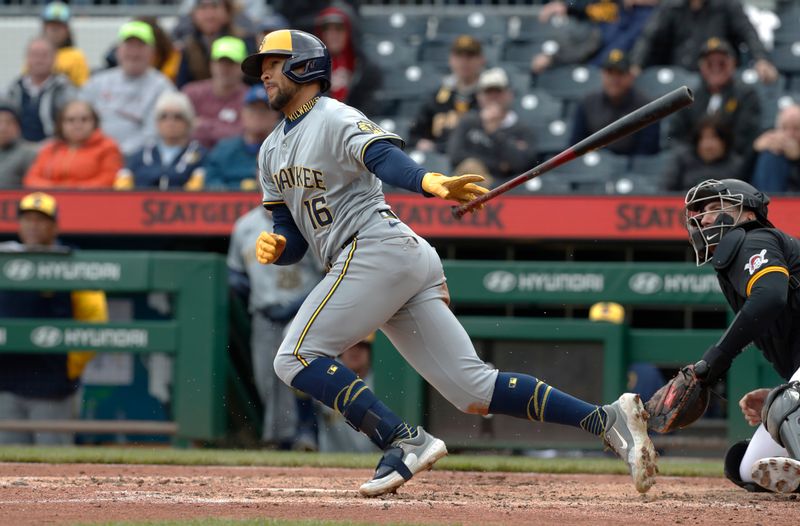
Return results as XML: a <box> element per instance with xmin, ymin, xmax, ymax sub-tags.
<box><xmin>241</xmin><ymin>29</ymin><xmax>657</xmax><ymax>497</ymax></box>
<box><xmin>683</xmin><ymin>179</ymin><xmax>800</xmax><ymax>493</ymax></box>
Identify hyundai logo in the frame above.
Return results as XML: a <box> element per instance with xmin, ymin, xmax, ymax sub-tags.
<box><xmin>483</xmin><ymin>271</ymin><xmax>517</xmax><ymax>293</ymax></box>
<box><xmin>628</xmin><ymin>272</ymin><xmax>663</xmax><ymax>295</ymax></box>
<box><xmin>30</xmin><ymin>326</ymin><xmax>62</xmax><ymax>348</ymax></box>
<box><xmin>3</xmin><ymin>259</ymin><xmax>35</xmax><ymax>281</ymax></box>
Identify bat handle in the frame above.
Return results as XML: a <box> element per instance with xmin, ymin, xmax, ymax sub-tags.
<box><xmin>451</xmin><ymin>204</ymin><xmax>467</xmax><ymax>220</ymax></box>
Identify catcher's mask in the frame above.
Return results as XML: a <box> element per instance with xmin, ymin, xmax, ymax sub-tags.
<box><xmin>241</xmin><ymin>29</ymin><xmax>331</xmax><ymax>92</ymax></box>
<box><xmin>684</xmin><ymin>179</ymin><xmax>773</xmax><ymax>266</ymax></box>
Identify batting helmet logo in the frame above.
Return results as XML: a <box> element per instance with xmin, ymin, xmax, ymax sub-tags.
<box><xmin>241</xmin><ymin>29</ymin><xmax>332</xmax><ymax>92</ymax></box>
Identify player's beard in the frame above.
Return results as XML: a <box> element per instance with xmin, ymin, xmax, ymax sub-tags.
<box><xmin>269</xmin><ymin>82</ymin><xmax>301</xmax><ymax>113</ymax></box>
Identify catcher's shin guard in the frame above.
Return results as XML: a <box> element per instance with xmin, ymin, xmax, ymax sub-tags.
<box><xmin>723</xmin><ymin>440</ymin><xmax>770</xmax><ymax>492</ymax></box>
<box><xmin>762</xmin><ymin>381</ymin><xmax>800</xmax><ymax>458</ymax></box>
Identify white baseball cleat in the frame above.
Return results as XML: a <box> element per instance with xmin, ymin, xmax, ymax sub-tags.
<box><xmin>359</xmin><ymin>426</ymin><xmax>448</xmax><ymax>497</ymax></box>
<box><xmin>751</xmin><ymin>457</ymin><xmax>800</xmax><ymax>493</ymax></box>
<box><xmin>602</xmin><ymin>393</ymin><xmax>658</xmax><ymax>493</ymax></box>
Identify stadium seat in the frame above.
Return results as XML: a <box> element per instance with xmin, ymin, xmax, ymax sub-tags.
<box><xmin>501</xmin><ymin>39</ymin><xmax>559</xmax><ymax>69</ymax></box>
<box><xmin>520</xmin><ymin>174</ymin><xmax>572</xmax><ymax>194</ymax></box>
<box><xmin>514</xmin><ymin>89</ymin><xmax>562</xmax><ymax>123</ymax></box>
<box><xmin>363</xmin><ymin>36</ymin><xmax>418</xmax><ymax>72</ymax></box>
<box><xmin>507</xmin><ymin>15</ymin><xmax>570</xmax><ymax>42</ymax></box>
<box><xmin>534</xmin><ymin>65</ymin><xmax>602</xmax><ymax>104</ymax></box>
<box><xmin>418</xmin><ymin>38</ymin><xmax>500</xmax><ymax>66</ymax></box>
<box><xmin>432</xmin><ymin>12</ymin><xmax>506</xmax><ymax>44</ymax></box>
<box><xmin>613</xmin><ymin>173</ymin><xmax>662</xmax><ymax>195</ymax></box>
<box><xmin>375</xmin><ymin>63</ymin><xmax>443</xmax><ymax>102</ymax></box>
<box><xmin>634</xmin><ymin>66</ymin><xmax>700</xmax><ymax>99</ymax></box>
<box><xmin>532</xmin><ymin>117</ymin><xmax>571</xmax><ymax>158</ymax></box>
<box><xmin>360</xmin><ymin>12</ymin><xmax>431</xmax><ymax>44</ymax></box>
<box><xmin>408</xmin><ymin>149</ymin><xmax>452</xmax><ymax>175</ymax></box>
<box><xmin>774</xmin><ymin>4</ymin><xmax>800</xmax><ymax>44</ymax></box>
<box><xmin>629</xmin><ymin>151</ymin><xmax>671</xmax><ymax>178</ymax></box>
<box><xmin>771</xmin><ymin>41</ymin><xmax>800</xmax><ymax>77</ymax></box>
<box><xmin>738</xmin><ymin>68</ymin><xmax>786</xmax><ymax>129</ymax></box>
<box><xmin>375</xmin><ymin>116</ymin><xmax>412</xmax><ymax>141</ymax></box>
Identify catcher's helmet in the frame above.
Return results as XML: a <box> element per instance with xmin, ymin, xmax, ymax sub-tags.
<box><xmin>684</xmin><ymin>179</ymin><xmax>773</xmax><ymax>265</ymax></box>
<box><xmin>241</xmin><ymin>29</ymin><xmax>331</xmax><ymax>92</ymax></box>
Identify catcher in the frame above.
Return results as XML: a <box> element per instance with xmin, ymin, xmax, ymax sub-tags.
<box><xmin>647</xmin><ymin>179</ymin><xmax>800</xmax><ymax>493</ymax></box>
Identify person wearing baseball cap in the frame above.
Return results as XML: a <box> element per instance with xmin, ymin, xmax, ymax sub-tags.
<box><xmin>40</xmin><ymin>1</ymin><xmax>90</xmax><ymax>86</ymax></box>
<box><xmin>203</xmin><ymin>84</ymin><xmax>280</xmax><ymax>189</ymax></box>
<box><xmin>0</xmin><ymin>191</ymin><xmax>108</xmax><ymax>446</ymax></box>
<box><xmin>448</xmin><ymin>67</ymin><xmax>538</xmax><ymax>185</ymax></box>
<box><xmin>182</xmin><ymin>36</ymin><xmax>249</xmax><ymax>150</ymax></box>
<box><xmin>570</xmin><ymin>48</ymin><xmax>660</xmax><ymax>156</ymax></box>
<box><xmin>409</xmin><ymin>34</ymin><xmax>485</xmax><ymax>153</ymax></box>
<box><xmin>668</xmin><ymin>36</ymin><xmax>762</xmax><ymax>153</ymax></box>
<box><xmin>80</xmin><ymin>20</ymin><xmax>174</xmax><ymax>157</ymax></box>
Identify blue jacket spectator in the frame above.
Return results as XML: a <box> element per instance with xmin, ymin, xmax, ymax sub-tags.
<box><xmin>115</xmin><ymin>92</ymin><xmax>206</xmax><ymax>190</ymax></box>
<box><xmin>204</xmin><ymin>85</ymin><xmax>280</xmax><ymax>189</ymax></box>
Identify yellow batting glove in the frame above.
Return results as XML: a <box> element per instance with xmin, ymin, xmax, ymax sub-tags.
<box><xmin>421</xmin><ymin>172</ymin><xmax>490</xmax><ymax>205</ymax></box>
<box><xmin>255</xmin><ymin>231</ymin><xmax>287</xmax><ymax>265</ymax></box>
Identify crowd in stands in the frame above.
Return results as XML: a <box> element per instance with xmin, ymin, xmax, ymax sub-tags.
<box><xmin>2</xmin><ymin>0</ymin><xmax>800</xmax><ymax>194</ymax></box>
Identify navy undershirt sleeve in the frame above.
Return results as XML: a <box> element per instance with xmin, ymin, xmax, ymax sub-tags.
<box><xmin>270</xmin><ymin>204</ymin><xmax>309</xmax><ymax>265</ymax></box>
<box><xmin>363</xmin><ymin>140</ymin><xmax>428</xmax><ymax>194</ymax></box>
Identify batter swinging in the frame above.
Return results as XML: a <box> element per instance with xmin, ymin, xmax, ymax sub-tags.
<box><xmin>241</xmin><ymin>29</ymin><xmax>657</xmax><ymax>497</ymax></box>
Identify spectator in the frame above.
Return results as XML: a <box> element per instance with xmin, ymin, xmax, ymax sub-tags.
<box><xmin>114</xmin><ymin>92</ymin><xmax>206</xmax><ymax>191</ymax></box>
<box><xmin>662</xmin><ymin>115</ymin><xmax>742</xmax><ymax>191</ymax></box>
<box><xmin>0</xmin><ymin>192</ymin><xmax>107</xmax><ymax>446</ymax></box>
<box><xmin>447</xmin><ymin>67</ymin><xmax>538</xmax><ymax>186</ymax></box>
<box><xmin>204</xmin><ymin>85</ymin><xmax>280</xmax><ymax>190</ymax></box>
<box><xmin>409</xmin><ymin>35</ymin><xmax>485</xmax><ymax>153</ymax></box>
<box><xmin>570</xmin><ymin>49</ymin><xmax>660</xmax><ymax>155</ymax></box>
<box><xmin>0</xmin><ymin>103</ymin><xmax>38</xmax><ymax>188</ymax></box>
<box><xmin>749</xmin><ymin>104</ymin><xmax>800</xmax><ymax>193</ymax></box>
<box><xmin>24</xmin><ymin>100</ymin><xmax>123</xmax><ymax>189</ymax></box>
<box><xmin>6</xmin><ymin>37</ymin><xmax>77</xmax><ymax>143</ymax></box>
<box><xmin>82</xmin><ymin>21</ymin><xmax>175</xmax><ymax>156</ymax></box>
<box><xmin>668</xmin><ymin>37</ymin><xmax>761</xmax><ymax>153</ymax></box>
<box><xmin>227</xmin><ymin>206</ymin><xmax>322</xmax><ymax>449</ymax></box>
<box><xmin>314</xmin><ymin>335</ymin><xmax>378</xmax><ymax>453</ymax></box>
<box><xmin>313</xmin><ymin>4</ymin><xmax>382</xmax><ymax>117</ymax></box>
<box><xmin>40</xmin><ymin>1</ymin><xmax>90</xmax><ymax>87</ymax></box>
<box><xmin>182</xmin><ymin>36</ymin><xmax>249</xmax><ymax>150</ymax></box>
<box><xmin>272</xmin><ymin>0</ymin><xmax>361</xmax><ymax>34</ymax></box>
<box><xmin>175</xmin><ymin>0</ymin><xmax>254</xmax><ymax>88</ymax></box>
<box><xmin>532</xmin><ymin>0</ymin><xmax>656</xmax><ymax>74</ymax></box>
<box><xmin>104</xmin><ymin>17</ymin><xmax>183</xmax><ymax>83</ymax></box>
<box><xmin>629</xmin><ymin>0</ymin><xmax>777</xmax><ymax>83</ymax></box>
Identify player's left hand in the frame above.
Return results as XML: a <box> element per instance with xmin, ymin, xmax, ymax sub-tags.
<box><xmin>422</xmin><ymin>172</ymin><xmax>490</xmax><ymax>205</ymax></box>
<box><xmin>255</xmin><ymin>231</ymin><xmax>286</xmax><ymax>265</ymax></box>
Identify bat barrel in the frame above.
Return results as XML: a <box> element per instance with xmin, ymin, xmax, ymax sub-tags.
<box><xmin>452</xmin><ymin>85</ymin><xmax>694</xmax><ymax>219</ymax></box>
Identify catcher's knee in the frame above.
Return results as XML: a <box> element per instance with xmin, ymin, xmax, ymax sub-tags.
<box><xmin>724</xmin><ymin>440</ymin><xmax>771</xmax><ymax>492</ymax></box>
<box><xmin>762</xmin><ymin>381</ymin><xmax>800</xmax><ymax>458</ymax></box>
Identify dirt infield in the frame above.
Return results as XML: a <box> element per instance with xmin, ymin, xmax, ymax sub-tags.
<box><xmin>0</xmin><ymin>463</ymin><xmax>797</xmax><ymax>525</ymax></box>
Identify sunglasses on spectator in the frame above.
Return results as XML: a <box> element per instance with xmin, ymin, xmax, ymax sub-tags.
<box><xmin>158</xmin><ymin>112</ymin><xmax>187</xmax><ymax>121</ymax></box>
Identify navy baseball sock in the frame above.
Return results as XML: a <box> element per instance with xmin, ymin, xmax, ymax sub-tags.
<box><xmin>489</xmin><ymin>372</ymin><xmax>608</xmax><ymax>436</ymax></box>
<box><xmin>291</xmin><ymin>356</ymin><xmax>417</xmax><ymax>449</ymax></box>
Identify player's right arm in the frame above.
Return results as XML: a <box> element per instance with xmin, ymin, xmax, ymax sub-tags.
<box><xmin>363</xmin><ymin>140</ymin><xmax>489</xmax><ymax>205</ymax></box>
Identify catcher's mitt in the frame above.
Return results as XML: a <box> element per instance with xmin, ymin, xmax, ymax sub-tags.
<box><xmin>645</xmin><ymin>364</ymin><xmax>711</xmax><ymax>434</ymax></box>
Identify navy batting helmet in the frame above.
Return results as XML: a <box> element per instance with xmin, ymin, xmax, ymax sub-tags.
<box><xmin>241</xmin><ymin>29</ymin><xmax>331</xmax><ymax>92</ymax></box>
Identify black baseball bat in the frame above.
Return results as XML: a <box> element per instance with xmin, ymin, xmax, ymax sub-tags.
<box><xmin>452</xmin><ymin>85</ymin><xmax>694</xmax><ymax>218</ymax></box>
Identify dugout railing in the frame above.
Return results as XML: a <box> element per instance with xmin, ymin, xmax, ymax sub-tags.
<box><xmin>373</xmin><ymin>260</ymin><xmax>783</xmax><ymax>451</ymax></box>
<box><xmin>0</xmin><ymin>250</ymin><xmax>228</xmax><ymax>441</ymax></box>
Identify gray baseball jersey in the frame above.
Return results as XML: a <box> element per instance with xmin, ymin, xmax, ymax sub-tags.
<box><xmin>261</xmin><ymin>96</ymin><xmax>498</xmax><ymax>414</ymax></box>
<box><xmin>258</xmin><ymin>96</ymin><xmax>404</xmax><ymax>266</ymax></box>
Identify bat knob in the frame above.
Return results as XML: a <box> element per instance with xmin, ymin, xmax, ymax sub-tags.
<box><xmin>451</xmin><ymin>205</ymin><xmax>465</xmax><ymax>220</ymax></box>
